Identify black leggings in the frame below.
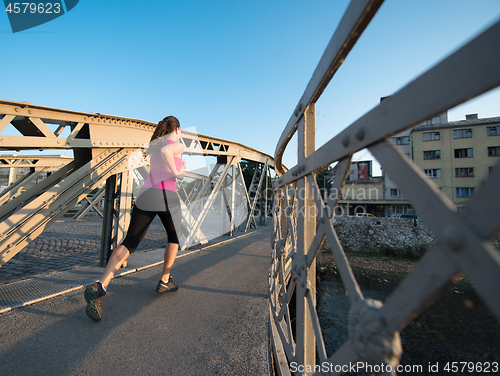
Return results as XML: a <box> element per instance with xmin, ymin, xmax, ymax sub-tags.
<box><xmin>122</xmin><ymin>190</ymin><xmax>181</xmax><ymax>254</ymax></box>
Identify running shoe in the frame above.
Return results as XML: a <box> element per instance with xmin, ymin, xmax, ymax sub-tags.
<box><xmin>156</xmin><ymin>276</ymin><xmax>179</xmax><ymax>293</ymax></box>
<box><xmin>85</xmin><ymin>282</ymin><xmax>106</xmax><ymax>322</ymax></box>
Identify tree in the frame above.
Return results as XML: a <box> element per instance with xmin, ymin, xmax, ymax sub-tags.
<box><xmin>316</xmin><ymin>166</ymin><xmax>335</xmax><ymax>190</ymax></box>
<box><xmin>239</xmin><ymin>160</ymin><xmax>258</xmax><ymax>190</ymax></box>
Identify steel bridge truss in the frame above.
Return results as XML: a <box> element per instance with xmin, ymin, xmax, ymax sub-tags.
<box><xmin>270</xmin><ymin>1</ymin><xmax>500</xmax><ymax>375</ymax></box>
<box><xmin>0</xmin><ymin>100</ymin><xmax>274</xmax><ymax>267</ymax></box>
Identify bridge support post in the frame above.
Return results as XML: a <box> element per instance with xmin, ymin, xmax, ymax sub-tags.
<box><xmin>230</xmin><ymin>162</ymin><xmax>237</xmax><ymax>236</ymax></box>
<box><xmin>100</xmin><ymin>171</ymin><xmax>132</xmax><ymax>267</ymax></box>
<box><xmin>296</xmin><ymin>103</ymin><xmax>316</xmax><ymax>374</ymax></box>
<box><xmin>100</xmin><ymin>174</ymin><xmax>118</xmax><ymax>266</ymax></box>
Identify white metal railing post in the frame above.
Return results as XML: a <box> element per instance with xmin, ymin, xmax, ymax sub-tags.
<box><xmin>295</xmin><ymin>103</ymin><xmax>316</xmax><ymax>374</ymax></box>
<box><xmin>230</xmin><ymin>161</ymin><xmax>237</xmax><ymax>235</ymax></box>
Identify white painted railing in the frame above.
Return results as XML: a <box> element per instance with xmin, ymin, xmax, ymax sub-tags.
<box><xmin>269</xmin><ymin>1</ymin><xmax>500</xmax><ymax>375</ymax></box>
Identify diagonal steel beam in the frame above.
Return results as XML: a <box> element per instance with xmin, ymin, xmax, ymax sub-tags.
<box><xmin>73</xmin><ymin>186</ymin><xmax>105</xmax><ymax>219</ymax></box>
<box><xmin>0</xmin><ymin>149</ymin><xmax>132</xmax><ymax>266</ymax></box>
<box><xmin>181</xmin><ymin>158</ymin><xmax>235</xmax><ymax>250</ymax></box>
<box><xmin>0</xmin><ymin>170</ymin><xmax>44</xmax><ymax>206</ymax></box>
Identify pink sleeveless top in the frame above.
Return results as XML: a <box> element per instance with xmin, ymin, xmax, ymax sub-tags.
<box><xmin>141</xmin><ymin>139</ymin><xmax>182</xmax><ymax>192</ymax></box>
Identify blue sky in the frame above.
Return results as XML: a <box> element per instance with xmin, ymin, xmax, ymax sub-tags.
<box><xmin>1</xmin><ymin>0</ymin><xmax>500</xmax><ymax>171</ymax></box>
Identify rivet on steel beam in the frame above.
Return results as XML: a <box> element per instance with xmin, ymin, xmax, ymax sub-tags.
<box><xmin>28</xmin><ymin>110</ymin><xmax>33</xmax><ymax>114</ymax></box>
<box><xmin>443</xmin><ymin>225</ymin><xmax>465</xmax><ymax>252</ymax></box>
<box><xmin>15</xmin><ymin>108</ymin><xmax>20</xmax><ymax>112</ymax></box>
<box><xmin>355</xmin><ymin>127</ymin><xmax>365</xmax><ymax>141</ymax></box>
<box><xmin>84</xmin><ymin>117</ymin><xmax>88</xmax><ymax>121</ymax></box>
<box><xmin>341</xmin><ymin>135</ymin><xmax>350</xmax><ymax>147</ymax></box>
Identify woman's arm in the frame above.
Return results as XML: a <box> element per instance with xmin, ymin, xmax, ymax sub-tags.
<box><xmin>161</xmin><ymin>142</ymin><xmax>186</xmax><ymax>180</ymax></box>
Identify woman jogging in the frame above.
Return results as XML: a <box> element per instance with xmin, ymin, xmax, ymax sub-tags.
<box><xmin>85</xmin><ymin>116</ymin><xmax>186</xmax><ymax>322</ymax></box>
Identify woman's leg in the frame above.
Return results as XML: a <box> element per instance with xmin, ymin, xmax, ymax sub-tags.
<box><xmin>100</xmin><ymin>206</ymin><xmax>156</xmax><ymax>289</ymax></box>
<box><xmin>99</xmin><ymin>245</ymin><xmax>131</xmax><ymax>290</ymax></box>
<box><xmin>161</xmin><ymin>242</ymin><xmax>179</xmax><ymax>285</ymax></box>
<box><xmin>158</xmin><ymin>191</ymin><xmax>181</xmax><ymax>286</ymax></box>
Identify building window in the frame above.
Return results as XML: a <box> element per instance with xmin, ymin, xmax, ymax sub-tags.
<box><xmin>423</xmin><ymin>132</ymin><xmax>440</xmax><ymax>141</ymax></box>
<box><xmin>421</xmin><ymin>117</ymin><xmax>441</xmax><ymax>125</ymax></box>
<box><xmin>455</xmin><ymin>168</ymin><xmax>474</xmax><ymax>177</ymax></box>
<box><xmin>423</xmin><ymin>150</ymin><xmax>440</xmax><ymax>160</ymax></box>
<box><xmin>454</xmin><ymin>148</ymin><xmax>473</xmax><ymax>158</ymax></box>
<box><xmin>392</xmin><ymin>136</ymin><xmax>410</xmax><ymax>145</ymax></box>
<box><xmin>453</xmin><ymin>128</ymin><xmax>472</xmax><ymax>139</ymax></box>
<box><xmin>488</xmin><ymin>146</ymin><xmax>500</xmax><ymax>157</ymax></box>
<box><xmin>487</xmin><ymin>126</ymin><xmax>499</xmax><ymax>136</ymax></box>
<box><xmin>424</xmin><ymin>169</ymin><xmax>441</xmax><ymax>178</ymax></box>
<box><xmin>392</xmin><ymin>205</ymin><xmax>407</xmax><ymax>214</ymax></box>
<box><xmin>456</xmin><ymin>188</ymin><xmax>474</xmax><ymax>197</ymax></box>
<box><xmin>390</xmin><ymin>189</ymin><xmax>402</xmax><ymax>197</ymax></box>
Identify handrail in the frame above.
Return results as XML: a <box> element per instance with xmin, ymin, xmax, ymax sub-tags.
<box><xmin>274</xmin><ymin>0</ymin><xmax>384</xmax><ymax>175</ymax></box>
<box><xmin>270</xmin><ymin>0</ymin><xmax>500</xmax><ymax>375</ymax></box>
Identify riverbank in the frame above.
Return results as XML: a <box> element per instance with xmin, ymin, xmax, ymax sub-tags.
<box><xmin>316</xmin><ymin>251</ymin><xmax>500</xmax><ymax>376</ymax></box>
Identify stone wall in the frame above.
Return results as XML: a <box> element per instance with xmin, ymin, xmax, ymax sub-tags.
<box><xmin>331</xmin><ymin>217</ymin><xmax>434</xmax><ymax>258</ymax></box>
<box><xmin>330</xmin><ymin>216</ymin><xmax>500</xmax><ymax>258</ymax></box>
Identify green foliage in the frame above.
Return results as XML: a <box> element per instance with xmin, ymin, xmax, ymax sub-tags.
<box><xmin>378</xmin><ymin>243</ymin><xmax>428</xmax><ymax>261</ymax></box>
<box><xmin>239</xmin><ymin>160</ymin><xmax>258</xmax><ymax>190</ymax></box>
<box><xmin>315</xmin><ymin>166</ymin><xmax>335</xmax><ymax>190</ymax></box>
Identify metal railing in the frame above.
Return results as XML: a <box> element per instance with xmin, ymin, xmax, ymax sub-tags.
<box><xmin>269</xmin><ymin>1</ymin><xmax>500</xmax><ymax>375</ymax></box>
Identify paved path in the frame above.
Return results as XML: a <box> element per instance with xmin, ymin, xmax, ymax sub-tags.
<box><xmin>0</xmin><ymin>227</ymin><xmax>273</xmax><ymax>375</ymax></box>
<box><xmin>0</xmin><ymin>218</ymin><xmax>169</xmax><ymax>284</ymax></box>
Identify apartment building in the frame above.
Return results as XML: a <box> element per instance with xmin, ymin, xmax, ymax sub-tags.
<box><xmin>384</xmin><ymin>111</ymin><xmax>448</xmax><ymax>216</ymax></box>
<box><xmin>412</xmin><ymin>114</ymin><xmax>500</xmax><ymax>209</ymax></box>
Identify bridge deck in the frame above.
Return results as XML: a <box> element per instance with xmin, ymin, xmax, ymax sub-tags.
<box><xmin>0</xmin><ymin>227</ymin><xmax>273</xmax><ymax>375</ymax></box>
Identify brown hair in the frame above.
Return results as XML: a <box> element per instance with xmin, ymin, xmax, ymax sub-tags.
<box><xmin>150</xmin><ymin>116</ymin><xmax>180</xmax><ymax>142</ymax></box>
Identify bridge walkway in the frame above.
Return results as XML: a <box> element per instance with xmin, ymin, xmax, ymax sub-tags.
<box><xmin>0</xmin><ymin>227</ymin><xmax>273</xmax><ymax>375</ymax></box>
